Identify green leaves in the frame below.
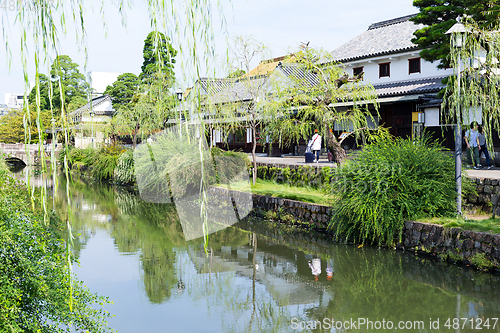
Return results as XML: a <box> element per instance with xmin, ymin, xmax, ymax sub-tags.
<box><xmin>0</xmin><ymin>171</ymin><xmax>113</xmax><ymax>332</ymax></box>
<box><xmin>329</xmin><ymin>135</ymin><xmax>457</xmax><ymax>246</ymax></box>
<box><xmin>140</xmin><ymin>31</ymin><xmax>177</xmax><ymax>86</ymax></box>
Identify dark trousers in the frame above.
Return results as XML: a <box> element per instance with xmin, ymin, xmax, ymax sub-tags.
<box><xmin>481</xmin><ymin>144</ymin><xmax>492</xmax><ymax>166</ymax></box>
<box><xmin>313</xmin><ymin>150</ymin><xmax>320</xmax><ymax>161</ymax></box>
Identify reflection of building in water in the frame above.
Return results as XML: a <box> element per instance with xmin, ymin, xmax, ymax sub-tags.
<box><xmin>188</xmin><ymin>239</ymin><xmax>333</xmax><ymax>308</ymax></box>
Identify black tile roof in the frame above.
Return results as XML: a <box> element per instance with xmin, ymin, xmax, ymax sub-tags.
<box><xmin>330</xmin><ymin>14</ymin><xmax>422</xmax><ymax>63</ymax></box>
<box><xmin>198</xmin><ymin>78</ymin><xmax>235</xmax><ymax>95</ymax></box>
<box><xmin>69</xmin><ymin>94</ymin><xmax>115</xmax><ymax>118</ymax></box>
<box><xmin>373</xmin><ymin>75</ymin><xmax>447</xmax><ymax>98</ymax></box>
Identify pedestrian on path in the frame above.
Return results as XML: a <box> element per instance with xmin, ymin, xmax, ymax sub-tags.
<box><xmin>478</xmin><ymin>125</ymin><xmax>493</xmax><ymax>169</ymax></box>
<box><xmin>310</xmin><ymin>129</ymin><xmax>322</xmax><ymax>163</ymax></box>
<box><xmin>464</xmin><ymin>121</ymin><xmax>481</xmax><ymax>169</ymax></box>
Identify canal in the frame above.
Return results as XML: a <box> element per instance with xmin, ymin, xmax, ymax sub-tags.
<box><xmin>17</xmin><ymin>169</ymin><xmax>500</xmax><ymax>332</ymax></box>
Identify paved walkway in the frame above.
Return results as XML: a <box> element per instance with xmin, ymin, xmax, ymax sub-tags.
<box><xmin>253</xmin><ymin>154</ymin><xmax>500</xmax><ymax>179</ymax></box>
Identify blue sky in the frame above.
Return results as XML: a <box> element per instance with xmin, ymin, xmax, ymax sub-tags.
<box><xmin>0</xmin><ymin>0</ymin><xmax>417</xmax><ymax>102</ymax></box>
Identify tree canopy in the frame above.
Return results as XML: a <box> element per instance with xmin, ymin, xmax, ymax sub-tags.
<box><xmin>261</xmin><ymin>46</ymin><xmax>385</xmax><ymax>163</ymax></box>
<box><xmin>104</xmin><ymin>73</ymin><xmax>141</xmax><ymax>110</ymax></box>
<box><xmin>140</xmin><ymin>31</ymin><xmax>177</xmax><ymax>86</ymax></box>
<box><xmin>28</xmin><ymin>55</ymin><xmax>89</xmax><ymax>113</ymax></box>
<box><xmin>411</xmin><ymin>0</ymin><xmax>496</xmax><ymax>69</ymax></box>
<box><xmin>0</xmin><ymin>106</ymin><xmax>51</xmax><ymax>143</ymax></box>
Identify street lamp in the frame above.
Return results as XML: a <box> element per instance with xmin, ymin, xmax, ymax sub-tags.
<box><xmin>175</xmin><ymin>88</ymin><xmax>183</xmax><ymax>136</ymax></box>
<box><xmin>446</xmin><ymin>19</ymin><xmax>467</xmax><ymax>215</ymax></box>
<box><xmin>89</xmin><ymin>110</ymin><xmax>95</xmax><ymax>149</ymax></box>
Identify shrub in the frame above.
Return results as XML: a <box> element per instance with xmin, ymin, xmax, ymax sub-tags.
<box><xmin>328</xmin><ymin>135</ymin><xmax>457</xmax><ymax>246</ymax></box>
<box><xmin>0</xmin><ymin>171</ymin><xmax>112</xmax><ymax>332</ymax></box>
<box><xmin>114</xmin><ymin>149</ymin><xmax>135</xmax><ymax>185</ymax></box>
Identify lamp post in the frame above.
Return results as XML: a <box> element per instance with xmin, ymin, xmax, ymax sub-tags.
<box><xmin>446</xmin><ymin>19</ymin><xmax>467</xmax><ymax>215</ymax></box>
<box><xmin>175</xmin><ymin>88</ymin><xmax>183</xmax><ymax>137</ymax></box>
<box><xmin>89</xmin><ymin>110</ymin><xmax>95</xmax><ymax>149</ymax></box>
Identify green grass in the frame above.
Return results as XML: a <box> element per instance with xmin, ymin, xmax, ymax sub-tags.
<box><xmin>217</xmin><ymin>179</ymin><xmax>334</xmax><ymax>205</ymax></box>
<box><xmin>419</xmin><ymin>216</ymin><xmax>500</xmax><ymax>234</ymax></box>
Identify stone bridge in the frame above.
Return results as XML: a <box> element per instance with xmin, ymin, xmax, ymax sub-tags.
<box><xmin>0</xmin><ymin>143</ymin><xmax>61</xmax><ymax>166</ymax></box>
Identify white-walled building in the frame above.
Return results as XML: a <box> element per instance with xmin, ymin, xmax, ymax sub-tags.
<box><xmin>330</xmin><ymin>14</ymin><xmax>455</xmax><ymax>147</ymax></box>
<box><xmin>69</xmin><ymin>94</ymin><xmax>115</xmax><ymax>148</ymax></box>
<box><xmin>4</xmin><ymin>93</ymin><xmax>24</xmax><ymax>109</ymax></box>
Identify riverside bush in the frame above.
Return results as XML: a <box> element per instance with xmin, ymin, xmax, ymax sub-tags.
<box><xmin>328</xmin><ymin>136</ymin><xmax>458</xmax><ymax>246</ymax></box>
<box><xmin>61</xmin><ymin>145</ymin><xmax>125</xmax><ymax>181</ymax></box>
<box><xmin>0</xmin><ymin>171</ymin><xmax>112</xmax><ymax>332</ymax></box>
<box><xmin>114</xmin><ymin>149</ymin><xmax>135</xmax><ymax>184</ymax></box>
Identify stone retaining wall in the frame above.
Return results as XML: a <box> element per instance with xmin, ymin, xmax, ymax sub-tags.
<box><xmin>210</xmin><ymin>186</ymin><xmax>500</xmax><ymax>270</ymax></box>
<box><xmin>467</xmin><ymin>177</ymin><xmax>500</xmax><ymax>214</ymax></box>
<box><xmin>400</xmin><ymin>221</ymin><xmax>500</xmax><ymax>269</ymax></box>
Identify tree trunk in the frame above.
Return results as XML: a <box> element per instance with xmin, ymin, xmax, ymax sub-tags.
<box><xmin>132</xmin><ymin>123</ymin><xmax>140</xmax><ymax>148</ymax></box>
<box><xmin>251</xmin><ymin>122</ymin><xmax>257</xmax><ymax>185</ymax></box>
<box><xmin>324</xmin><ymin>128</ymin><xmax>346</xmax><ymax>165</ymax></box>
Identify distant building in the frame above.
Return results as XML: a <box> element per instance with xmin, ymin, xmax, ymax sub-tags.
<box><xmin>88</xmin><ymin>72</ymin><xmax>122</xmax><ymax>98</ymax></box>
<box><xmin>4</xmin><ymin>93</ymin><xmax>24</xmax><ymax>109</ymax></box>
<box><xmin>69</xmin><ymin>94</ymin><xmax>116</xmax><ymax>148</ymax></box>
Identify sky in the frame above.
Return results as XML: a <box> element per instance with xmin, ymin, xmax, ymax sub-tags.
<box><xmin>0</xmin><ymin>0</ymin><xmax>418</xmax><ymax>103</ymax></box>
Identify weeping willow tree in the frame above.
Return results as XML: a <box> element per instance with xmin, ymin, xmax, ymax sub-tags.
<box><xmin>260</xmin><ymin>45</ymin><xmax>388</xmax><ymax>165</ymax></box>
<box><xmin>443</xmin><ymin>17</ymin><xmax>500</xmax><ymax>153</ymax></box>
<box><xmin>2</xmin><ymin>0</ymin><xmax>226</xmax><ymax>330</ymax></box>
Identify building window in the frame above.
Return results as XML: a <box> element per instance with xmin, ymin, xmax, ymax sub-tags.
<box><xmin>409</xmin><ymin>58</ymin><xmax>421</xmax><ymax>74</ymax></box>
<box><xmin>353</xmin><ymin>66</ymin><xmax>364</xmax><ymax>77</ymax></box>
<box><xmin>379</xmin><ymin>62</ymin><xmax>390</xmax><ymax>77</ymax></box>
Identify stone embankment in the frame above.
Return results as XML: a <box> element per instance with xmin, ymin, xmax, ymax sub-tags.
<box><xmin>467</xmin><ymin>177</ymin><xmax>500</xmax><ymax>214</ymax></box>
<box><xmin>211</xmin><ymin>186</ymin><xmax>500</xmax><ymax>270</ymax></box>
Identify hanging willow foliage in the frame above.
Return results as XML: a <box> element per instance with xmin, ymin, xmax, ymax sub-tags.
<box><xmin>443</xmin><ymin>17</ymin><xmax>500</xmax><ymax>153</ymax></box>
<box><xmin>3</xmin><ymin>0</ymin><xmax>226</xmax><ymax>325</ymax></box>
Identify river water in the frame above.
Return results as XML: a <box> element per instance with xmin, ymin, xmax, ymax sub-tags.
<box><xmin>17</xmin><ymin>169</ymin><xmax>500</xmax><ymax>332</ymax></box>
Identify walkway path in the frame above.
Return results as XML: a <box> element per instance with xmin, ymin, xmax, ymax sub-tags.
<box><xmin>253</xmin><ymin>154</ymin><xmax>500</xmax><ymax>179</ymax></box>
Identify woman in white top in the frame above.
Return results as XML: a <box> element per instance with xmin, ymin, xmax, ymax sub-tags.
<box><xmin>311</xmin><ymin>129</ymin><xmax>322</xmax><ymax>163</ymax></box>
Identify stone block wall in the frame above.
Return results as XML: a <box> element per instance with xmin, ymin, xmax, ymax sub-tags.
<box><xmin>401</xmin><ymin>221</ymin><xmax>500</xmax><ymax>269</ymax></box>
<box><xmin>210</xmin><ymin>186</ymin><xmax>500</xmax><ymax>270</ymax></box>
<box><xmin>467</xmin><ymin>177</ymin><xmax>500</xmax><ymax>214</ymax></box>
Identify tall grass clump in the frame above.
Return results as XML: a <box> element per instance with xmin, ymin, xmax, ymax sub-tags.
<box><xmin>61</xmin><ymin>145</ymin><xmax>125</xmax><ymax>181</ymax></box>
<box><xmin>114</xmin><ymin>149</ymin><xmax>135</xmax><ymax>185</ymax></box>
<box><xmin>328</xmin><ymin>135</ymin><xmax>457</xmax><ymax>246</ymax></box>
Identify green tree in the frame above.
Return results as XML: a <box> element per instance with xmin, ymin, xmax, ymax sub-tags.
<box><xmin>140</xmin><ymin>31</ymin><xmax>177</xmax><ymax>86</ymax></box>
<box><xmin>227</xmin><ymin>69</ymin><xmax>246</xmax><ymax>78</ymax></box>
<box><xmin>262</xmin><ymin>46</ymin><xmax>385</xmax><ymax>165</ymax></box>
<box><xmin>0</xmin><ymin>172</ymin><xmax>113</xmax><ymax>332</ymax></box>
<box><xmin>104</xmin><ymin>73</ymin><xmax>141</xmax><ymax>110</ymax></box>
<box><xmin>50</xmin><ymin>55</ymin><xmax>89</xmax><ymax>108</ymax></box>
<box><xmin>112</xmin><ymin>92</ymin><xmax>175</xmax><ymax>148</ymax></box>
<box><xmin>0</xmin><ymin>106</ymin><xmax>51</xmax><ymax>143</ymax></box>
<box><xmin>28</xmin><ymin>73</ymin><xmax>52</xmax><ymax>110</ymax></box>
<box><xmin>28</xmin><ymin>55</ymin><xmax>89</xmax><ymax>113</ymax></box>
<box><xmin>411</xmin><ymin>0</ymin><xmax>494</xmax><ymax>69</ymax></box>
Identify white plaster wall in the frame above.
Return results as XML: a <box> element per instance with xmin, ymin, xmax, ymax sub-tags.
<box><xmin>344</xmin><ymin>51</ymin><xmax>453</xmax><ymax>85</ymax></box>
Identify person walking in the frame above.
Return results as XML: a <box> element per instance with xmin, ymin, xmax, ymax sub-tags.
<box><xmin>310</xmin><ymin>129</ymin><xmax>322</xmax><ymax>163</ymax></box>
<box><xmin>464</xmin><ymin>121</ymin><xmax>481</xmax><ymax>169</ymax></box>
<box><xmin>478</xmin><ymin>125</ymin><xmax>493</xmax><ymax>170</ymax></box>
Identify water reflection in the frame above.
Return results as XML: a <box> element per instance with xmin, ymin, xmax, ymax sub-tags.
<box><xmin>46</xmin><ymin>176</ymin><xmax>500</xmax><ymax>332</ymax></box>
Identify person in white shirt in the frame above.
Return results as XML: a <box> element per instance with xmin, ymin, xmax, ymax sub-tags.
<box><xmin>310</xmin><ymin>129</ymin><xmax>322</xmax><ymax>163</ymax></box>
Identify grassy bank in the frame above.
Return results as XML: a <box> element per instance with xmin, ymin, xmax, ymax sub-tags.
<box><xmin>217</xmin><ymin>178</ymin><xmax>334</xmax><ymax>205</ymax></box>
<box><xmin>419</xmin><ymin>216</ymin><xmax>500</xmax><ymax>234</ymax></box>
